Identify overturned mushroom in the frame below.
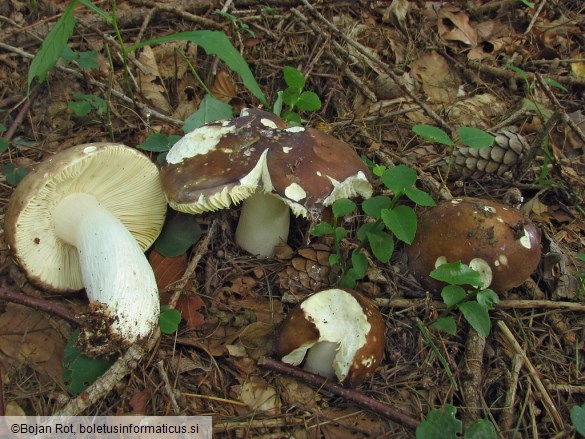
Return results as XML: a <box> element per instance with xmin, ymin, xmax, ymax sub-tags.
<box><xmin>406</xmin><ymin>197</ymin><xmax>541</xmax><ymax>293</ymax></box>
<box><xmin>160</xmin><ymin>109</ymin><xmax>373</xmax><ymax>257</ymax></box>
<box><xmin>276</xmin><ymin>289</ymin><xmax>385</xmax><ymax>387</ymax></box>
<box><xmin>5</xmin><ymin>143</ymin><xmax>167</xmax><ymax>352</ymax></box>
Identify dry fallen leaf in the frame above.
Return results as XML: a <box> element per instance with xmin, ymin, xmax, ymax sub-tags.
<box><xmin>438</xmin><ymin>4</ymin><xmax>478</xmax><ymax>47</ymax></box>
<box><xmin>211</xmin><ymin>70</ymin><xmax>237</xmax><ymax>103</ymax></box>
<box><xmin>411</xmin><ymin>51</ymin><xmax>461</xmax><ymax>104</ymax></box>
<box><xmin>176</xmin><ymin>295</ymin><xmax>206</xmax><ymax>329</ymax></box>
<box><xmin>137</xmin><ymin>46</ymin><xmax>171</xmax><ymax>113</ymax></box>
<box><xmin>149</xmin><ymin>249</ymin><xmax>187</xmax><ymax>291</ymax></box>
<box><xmin>235</xmin><ymin>379</ymin><xmax>281</xmax><ymax>415</ymax></box>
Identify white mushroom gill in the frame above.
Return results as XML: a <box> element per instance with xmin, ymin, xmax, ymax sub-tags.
<box><xmin>52</xmin><ymin>193</ymin><xmax>159</xmax><ymax>343</ymax></box>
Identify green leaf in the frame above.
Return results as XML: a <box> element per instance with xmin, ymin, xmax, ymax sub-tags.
<box><xmin>362</xmin><ymin>195</ymin><xmax>392</xmax><ymax>219</ymax></box>
<box><xmin>577</xmin><ymin>253</ymin><xmax>585</xmax><ymax>262</ymax></box>
<box><xmin>283</xmin><ymin>111</ymin><xmax>302</xmax><ymax>125</ymax></box>
<box><xmin>296</xmin><ymin>91</ymin><xmax>321</xmax><ymax>111</ymax></box>
<box><xmin>366</xmin><ymin>230</ymin><xmax>394</xmax><ymax>263</ymax></box>
<box><xmin>334</xmin><ymin>227</ymin><xmax>347</xmax><ymax>242</ymax></box>
<box><xmin>381</xmin><ymin>205</ymin><xmax>417</xmax><ymax>244</ymax></box>
<box><xmin>464</xmin><ymin>419</ymin><xmax>498</xmax><ymax>439</ymax></box>
<box><xmin>28</xmin><ymin>0</ymin><xmax>78</xmax><ymax>91</ymax></box>
<box><xmin>63</xmin><ymin>329</ymin><xmax>115</xmax><ymax>395</ymax></box>
<box><xmin>357</xmin><ymin>221</ymin><xmax>379</xmax><ymax>242</ymax></box>
<box><xmin>431</xmin><ymin>316</ymin><xmax>457</xmax><ymax>336</ymax></box>
<box><xmin>128</xmin><ymin>31</ymin><xmax>268</xmax><ymax>106</ymax></box>
<box><xmin>3</xmin><ymin>163</ymin><xmax>28</xmax><ymax>186</ymax></box>
<box><xmin>457</xmin><ymin>127</ymin><xmax>495</xmax><ymax>149</ymax></box>
<box><xmin>69</xmin><ymin>93</ymin><xmax>107</xmax><ymax>116</ymax></box>
<box><xmin>571</xmin><ymin>404</ymin><xmax>585</xmax><ymax>436</ymax></box>
<box><xmin>339</xmin><ymin>272</ymin><xmax>357</xmax><ymax>288</ymax></box>
<box><xmin>159</xmin><ymin>306</ymin><xmax>182</xmax><ymax>334</ymax></box>
<box><xmin>283</xmin><ymin>66</ymin><xmax>305</xmax><ymax>89</ymax></box>
<box><xmin>183</xmin><ymin>94</ymin><xmax>232</xmax><ymax>132</ymax></box>
<box><xmin>78</xmin><ymin>0</ymin><xmax>113</xmax><ymax>24</ymax></box>
<box><xmin>372</xmin><ymin>164</ymin><xmax>386</xmax><ymax>177</ymax></box>
<box><xmin>328</xmin><ymin>253</ymin><xmax>340</xmax><ymax>266</ymax></box>
<box><xmin>0</xmin><ymin>137</ymin><xmax>10</xmax><ymax>153</ymax></box>
<box><xmin>332</xmin><ymin>198</ymin><xmax>356</xmax><ymax>218</ymax></box>
<box><xmin>458</xmin><ymin>301</ymin><xmax>491</xmax><ymax>337</ymax></box>
<box><xmin>282</xmin><ymin>86</ymin><xmax>301</xmax><ymax>107</ymax></box>
<box><xmin>0</xmin><ymin>123</ymin><xmax>7</xmax><ymax>131</ymax></box>
<box><xmin>441</xmin><ymin>285</ymin><xmax>466</xmax><ymax>307</ymax></box>
<box><xmin>310</xmin><ymin>222</ymin><xmax>334</xmax><ymax>237</ymax></box>
<box><xmin>505</xmin><ymin>64</ymin><xmax>529</xmax><ymax>80</ymax></box>
<box><xmin>543</xmin><ymin>77</ymin><xmax>568</xmax><ymax>93</ymax></box>
<box><xmin>60</xmin><ymin>46</ymin><xmax>99</xmax><ymax>69</ymax></box>
<box><xmin>405</xmin><ymin>187</ymin><xmax>436</xmax><ymax>206</ymax></box>
<box><xmin>68</xmin><ymin>100</ymin><xmax>92</xmax><ymax>117</ymax></box>
<box><xmin>138</xmin><ymin>133</ymin><xmax>175</xmax><ymax>152</ymax></box>
<box><xmin>416</xmin><ymin>404</ymin><xmax>462</xmax><ymax>439</ymax></box>
<box><xmin>431</xmin><ymin>261</ymin><xmax>483</xmax><ymax>287</ymax></box>
<box><xmin>272</xmin><ymin>91</ymin><xmax>283</xmax><ymax>116</ymax></box>
<box><xmin>412</xmin><ymin>124</ymin><xmax>455</xmax><ymax>146</ymax></box>
<box><xmin>477</xmin><ymin>289</ymin><xmax>499</xmax><ymax>310</ymax></box>
<box><xmin>351</xmin><ymin>250</ymin><xmax>368</xmax><ymax>278</ymax></box>
<box><xmin>155</xmin><ymin>214</ymin><xmax>202</xmax><ymax>257</ymax></box>
<box><xmin>381</xmin><ymin>165</ymin><xmax>418</xmax><ymax>193</ymax></box>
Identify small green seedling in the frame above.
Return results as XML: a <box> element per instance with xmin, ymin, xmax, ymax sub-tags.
<box><xmin>68</xmin><ymin>93</ymin><xmax>107</xmax><ymax>118</ymax></box>
<box><xmin>0</xmin><ymin>123</ymin><xmax>8</xmax><ymax>153</ymax></box>
<box><xmin>571</xmin><ymin>403</ymin><xmax>585</xmax><ymax>436</ymax></box>
<box><xmin>576</xmin><ymin>253</ymin><xmax>585</xmax><ymax>295</ymax></box>
<box><xmin>416</xmin><ymin>404</ymin><xmax>497</xmax><ymax>439</ymax></box>
<box><xmin>430</xmin><ymin>261</ymin><xmax>500</xmax><ymax>337</ymax></box>
<box><xmin>311</xmin><ymin>164</ymin><xmax>435</xmax><ymax>288</ymax></box>
<box><xmin>60</xmin><ymin>46</ymin><xmax>99</xmax><ymax>69</ymax></box>
<box><xmin>137</xmin><ymin>133</ymin><xmax>181</xmax><ymax>164</ymax></box>
<box><xmin>413</xmin><ymin>124</ymin><xmax>495</xmax><ymax>149</ymax></box>
<box><xmin>273</xmin><ymin>66</ymin><xmax>322</xmax><ymax>124</ymax></box>
<box><xmin>213</xmin><ymin>11</ymin><xmax>255</xmax><ymax>37</ymax></box>
<box><xmin>159</xmin><ymin>305</ymin><xmax>182</xmax><ymax>334</ymax></box>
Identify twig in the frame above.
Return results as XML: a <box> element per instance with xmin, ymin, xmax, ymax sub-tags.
<box><xmin>157</xmin><ymin>360</ymin><xmax>181</xmax><ymax>415</ymax></box>
<box><xmin>55</xmin><ymin>330</ymin><xmax>160</xmax><ymax>416</ymax></box>
<box><xmin>375</xmin><ymin>297</ymin><xmax>585</xmax><ymax>312</ymax></box>
<box><xmin>0</xmin><ymin>287</ymin><xmax>85</xmax><ymax>327</ymax></box>
<box><xmin>500</xmin><ymin>353</ymin><xmax>523</xmax><ymax>435</ymax></box>
<box><xmin>460</xmin><ymin>328</ymin><xmax>485</xmax><ymax>428</ymax></box>
<box><xmin>258</xmin><ymin>357</ymin><xmax>419</xmax><ymax>430</ymax></box>
<box><xmin>298</xmin><ymin>0</ymin><xmax>452</xmax><ymax>131</ymax></box>
<box><xmin>169</xmin><ymin>220</ymin><xmax>218</xmax><ymax>308</ymax></box>
<box><xmin>129</xmin><ymin>0</ymin><xmax>222</xmax><ymax>29</ymax></box>
<box><xmin>523</xmin><ymin>0</ymin><xmax>547</xmax><ymax>35</ymax></box>
<box><xmin>497</xmin><ymin>321</ymin><xmax>564</xmax><ymax>430</ymax></box>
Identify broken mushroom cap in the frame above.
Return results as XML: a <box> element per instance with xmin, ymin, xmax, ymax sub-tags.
<box><xmin>4</xmin><ymin>143</ymin><xmax>167</xmax><ymax>350</ymax></box>
<box><xmin>277</xmin><ymin>288</ymin><xmax>385</xmax><ymax>387</ymax></box>
<box><xmin>406</xmin><ymin>197</ymin><xmax>541</xmax><ymax>293</ymax></box>
<box><xmin>160</xmin><ymin>108</ymin><xmax>373</xmax><ymax>257</ymax></box>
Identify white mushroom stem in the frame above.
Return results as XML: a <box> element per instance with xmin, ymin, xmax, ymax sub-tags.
<box><xmin>235</xmin><ymin>192</ymin><xmax>290</xmax><ymax>257</ymax></box>
<box><xmin>52</xmin><ymin>193</ymin><xmax>159</xmax><ymax>343</ymax></box>
<box><xmin>303</xmin><ymin>341</ymin><xmax>338</xmax><ymax>379</ymax></box>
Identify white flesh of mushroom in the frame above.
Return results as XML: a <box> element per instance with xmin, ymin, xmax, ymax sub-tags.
<box><xmin>52</xmin><ymin>193</ymin><xmax>159</xmax><ymax>343</ymax></box>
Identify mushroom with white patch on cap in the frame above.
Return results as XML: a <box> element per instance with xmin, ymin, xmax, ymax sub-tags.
<box><xmin>4</xmin><ymin>143</ymin><xmax>167</xmax><ymax>353</ymax></box>
<box><xmin>276</xmin><ymin>288</ymin><xmax>385</xmax><ymax>387</ymax></box>
<box><xmin>406</xmin><ymin>197</ymin><xmax>541</xmax><ymax>293</ymax></box>
<box><xmin>160</xmin><ymin>109</ymin><xmax>374</xmax><ymax>257</ymax></box>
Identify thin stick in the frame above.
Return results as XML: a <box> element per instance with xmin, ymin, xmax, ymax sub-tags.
<box><xmin>258</xmin><ymin>357</ymin><xmax>419</xmax><ymax>430</ymax></box>
<box><xmin>375</xmin><ymin>297</ymin><xmax>585</xmax><ymax>312</ymax></box>
<box><xmin>497</xmin><ymin>321</ymin><xmax>564</xmax><ymax>430</ymax></box>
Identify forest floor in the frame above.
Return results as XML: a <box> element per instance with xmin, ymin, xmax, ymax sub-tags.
<box><xmin>1</xmin><ymin>0</ymin><xmax>585</xmax><ymax>437</ymax></box>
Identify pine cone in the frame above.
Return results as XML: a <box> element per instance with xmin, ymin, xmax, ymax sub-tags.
<box><xmin>278</xmin><ymin>244</ymin><xmax>338</xmax><ymax>295</ymax></box>
<box><xmin>443</xmin><ymin>127</ymin><xmax>529</xmax><ymax>179</ymax></box>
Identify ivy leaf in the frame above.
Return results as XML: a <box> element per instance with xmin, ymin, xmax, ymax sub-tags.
<box><xmin>282</xmin><ymin>86</ymin><xmax>301</xmax><ymax>107</ymax></box>
<box><xmin>571</xmin><ymin>404</ymin><xmax>585</xmax><ymax>436</ymax></box>
<box><xmin>351</xmin><ymin>250</ymin><xmax>368</xmax><ymax>278</ymax></box>
<box><xmin>362</xmin><ymin>195</ymin><xmax>392</xmax><ymax>219</ymax></box>
<box><xmin>296</xmin><ymin>91</ymin><xmax>321</xmax><ymax>111</ymax></box>
<box><xmin>183</xmin><ymin>94</ymin><xmax>232</xmax><ymax>132</ymax></box>
<box><xmin>328</xmin><ymin>253</ymin><xmax>340</xmax><ymax>266</ymax></box>
<box><xmin>357</xmin><ymin>221</ymin><xmax>379</xmax><ymax>242</ymax></box>
<box><xmin>334</xmin><ymin>227</ymin><xmax>347</xmax><ymax>242</ymax></box>
<box><xmin>413</xmin><ymin>124</ymin><xmax>455</xmax><ymax>146</ymax></box>
<box><xmin>138</xmin><ymin>133</ymin><xmax>180</xmax><ymax>153</ymax></box>
<box><xmin>416</xmin><ymin>404</ymin><xmax>462</xmax><ymax>439</ymax></box>
<box><xmin>332</xmin><ymin>198</ymin><xmax>356</xmax><ymax>218</ymax></box>
<box><xmin>405</xmin><ymin>187</ymin><xmax>436</xmax><ymax>206</ymax></box>
<box><xmin>366</xmin><ymin>230</ymin><xmax>394</xmax><ymax>263</ymax></box>
<box><xmin>441</xmin><ymin>285</ymin><xmax>466</xmax><ymax>307</ymax></box>
<box><xmin>381</xmin><ymin>165</ymin><xmax>418</xmax><ymax>193</ymax></box>
<box><xmin>431</xmin><ymin>316</ymin><xmax>457</xmax><ymax>336</ymax></box>
<box><xmin>477</xmin><ymin>289</ymin><xmax>499</xmax><ymax>310</ymax></box>
<box><xmin>457</xmin><ymin>127</ymin><xmax>495</xmax><ymax>149</ymax></box>
<box><xmin>431</xmin><ymin>261</ymin><xmax>483</xmax><ymax>287</ymax></box>
<box><xmin>464</xmin><ymin>419</ymin><xmax>498</xmax><ymax>439</ymax></box>
<box><xmin>458</xmin><ymin>301</ymin><xmax>491</xmax><ymax>337</ymax></box>
<box><xmin>159</xmin><ymin>306</ymin><xmax>182</xmax><ymax>334</ymax></box>
<box><xmin>381</xmin><ymin>205</ymin><xmax>417</xmax><ymax>244</ymax></box>
<box><xmin>155</xmin><ymin>214</ymin><xmax>202</xmax><ymax>257</ymax></box>
<box><xmin>311</xmin><ymin>222</ymin><xmax>334</xmax><ymax>237</ymax></box>
<box><xmin>283</xmin><ymin>66</ymin><xmax>305</xmax><ymax>89</ymax></box>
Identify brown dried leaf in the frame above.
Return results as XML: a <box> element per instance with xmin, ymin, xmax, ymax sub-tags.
<box><xmin>129</xmin><ymin>389</ymin><xmax>152</xmax><ymax>415</ymax></box>
<box><xmin>137</xmin><ymin>46</ymin><xmax>171</xmax><ymax>113</ymax></box>
<box><xmin>239</xmin><ymin>322</ymin><xmax>276</xmax><ymax>359</ymax></box>
<box><xmin>411</xmin><ymin>51</ymin><xmax>461</xmax><ymax>104</ymax></box>
<box><xmin>0</xmin><ymin>304</ymin><xmax>66</xmax><ymax>383</ymax></box>
<box><xmin>236</xmin><ymin>379</ymin><xmax>281</xmax><ymax>415</ymax></box>
<box><xmin>148</xmin><ymin>249</ymin><xmax>187</xmax><ymax>291</ymax></box>
<box><xmin>438</xmin><ymin>5</ymin><xmax>478</xmax><ymax>47</ymax></box>
<box><xmin>176</xmin><ymin>295</ymin><xmax>206</xmax><ymax>329</ymax></box>
<box><xmin>211</xmin><ymin>70</ymin><xmax>237</xmax><ymax>103</ymax></box>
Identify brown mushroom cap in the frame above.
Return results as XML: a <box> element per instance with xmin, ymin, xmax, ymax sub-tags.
<box><xmin>277</xmin><ymin>288</ymin><xmax>385</xmax><ymax>387</ymax></box>
<box><xmin>160</xmin><ymin>109</ymin><xmax>373</xmax><ymax>218</ymax></box>
<box><xmin>406</xmin><ymin>197</ymin><xmax>541</xmax><ymax>293</ymax></box>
